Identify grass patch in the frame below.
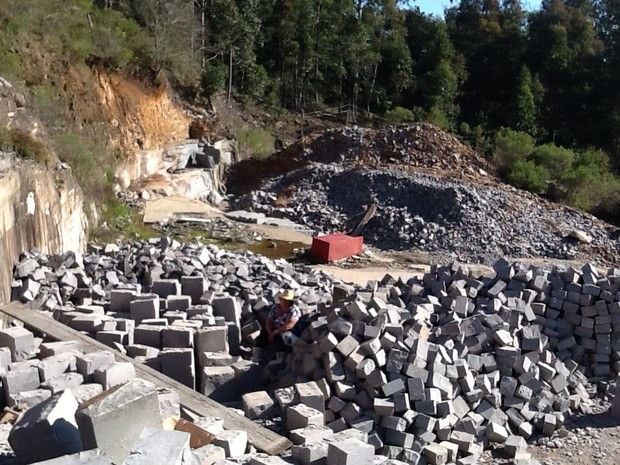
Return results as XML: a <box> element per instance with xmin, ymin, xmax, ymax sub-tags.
<box><xmin>92</xmin><ymin>201</ymin><xmax>156</xmax><ymax>243</ymax></box>
<box><xmin>0</xmin><ymin>127</ymin><xmax>52</xmax><ymax>165</ymax></box>
<box><xmin>236</xmin><ymin>127</ymin><xmax>275</xmax><ymax>160</ymax></box>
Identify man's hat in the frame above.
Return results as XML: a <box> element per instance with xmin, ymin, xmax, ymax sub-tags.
<box><xmin>279</xmin><ymin>289</ymin><xmax>296</xmax><ymax>301</ymax></box>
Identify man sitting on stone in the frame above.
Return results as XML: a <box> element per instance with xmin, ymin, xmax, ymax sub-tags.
<box><xmin>265</xmin><ymin>289</ymin><xmax>301</xmax><ymax>347</ymax></box>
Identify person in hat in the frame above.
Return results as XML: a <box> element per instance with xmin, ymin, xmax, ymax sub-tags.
<box><xmin>265</xmin><ymin>288</ymin><xmax>301</xmax><ymax>346</ymax></box>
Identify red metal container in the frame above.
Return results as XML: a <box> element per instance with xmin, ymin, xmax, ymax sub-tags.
<box><xmin>311</xmin><ymin>233</ymin><xmax>364</xmax><ymax>262</ymax></box>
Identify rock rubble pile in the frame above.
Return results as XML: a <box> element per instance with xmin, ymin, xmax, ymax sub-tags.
<box><xmin>233</xmin><ymin>164</ymin><xmax>619</xmax><ymax>264</ymax></box>
<box><xmin>10</xmin><ymin>240</ymin><xmax>620</xmax><ymax>464</ymax></box>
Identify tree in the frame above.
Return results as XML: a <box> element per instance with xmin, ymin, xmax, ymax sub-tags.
<box><xmin>403</xmin><ymin>10</ymin><xmax>462</xmax><ymax>128</ymax></box>
<box><xmin>514</xmin><ymin>65</ymin><xmax>537</xmax><ymax>135</ymax></box>
<box><xmin>125</xmin><ymin>0</ymin><xmax>199</xmax><ymax>84</ymax></box>
<box><xmin>445</xmin><ymin>0</ymin><xmax>528</xmax><ymax>131</ymax></box>
<box><xmin>527</xmin><ymin>0</ymin><xmax>602</xmax><ymax>147</ymax></box>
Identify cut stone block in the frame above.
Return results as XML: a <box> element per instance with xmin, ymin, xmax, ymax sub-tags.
<box><xmin>151</xmin><ymin>279</ymin><xmax>181</xmax><ymax>298</ymax></box>
<box><xmin>0</xmin><ymin>326</ymin><xmax>35</xmax><ymax>362</ymax></box>
<box><xmin>287</xmin><ymin>404</ymin><xmax>324</xmax><ymax>431</ymax></box>
<box><xmin>486</xmin><ymin>422</ymin><xmax>509</xmax><ymax>443</ymax></box>
<box><xmin>9</xmin><ymin>390</ymin><xmax>83</xmax><ymax>464</ymax></box>
<box><xmin>70</xmin><ymin>384</ymin><xmax>104</xmax><ymax>404</ymax></box>
<box><xmin>195</xmin><ymin>327</ymin><xmax>228</xmax><ymax>353</ymax></box>
<box><xmin>327</xmin><ymin>438</ymin><xmax>374</xmax><ymax>465</ymax></box>
<box><xmin>130</xmin><ymin>298</ymin><xmax>160</xmax><ymax>325</ymax></box>
<box><xmin>96</xmin><ymin>331</ymin><xmax>130</xmax><ymax>349</ymax></box>
<box><xmin>41</xmin><ymin>373</ymin><xmax>84</xmax><ymax>394</ymax></box>
<box><xmin>39</xmin><ymin>341</ymin><xmax>82</xmax><ymax>358</ymax></box>
<box><xmin>3</xmin><ymin>367</ymin><xmax>40</xmax><ymax>406</ymax></box>
<box><xmin>160</xmin><ymin>348</ymin><xmax>195</xmax><ymax>389</ymax></box>
<box><xmin>503</xmin><ymin>435</ymin><xmax>527</xmax><ymax>458</ymax></box>
<box><xmin>242</xmin><ymin>391</ymin><xmax>275</xmax><ymax>420</ymax></box>
<box><xmin>291</xmin><ymin>442</ymin><xmax>328</xmax><ymax>465</ymax></box>
<box><xmin>167</xmin><ymin>296</ymin><xmax>192</xmax><ymax>312</ymax></box>
<box><xmin>38</xmin><ymin>353</ymin><xmax>77</xmax><ymax>381</ymax></box>
<box><xmin>163</xmin><ymin>327</ymin><xmax>195</xmax><ymax>349</ymax></box>
<box><xmin>290</xmin><ymin>425</ymin><xmax>334</xmax><ymax>445</ymax></box>
<box><xmin>109</xmin><ymin>290</ymin><xmax>137</xmax><ymax>312</ymax></box>
<box><xmin>296</xmin><ymin>381</ymin><xmax>325</xmax><ymax>413</ymax></box>
<box><xmin>122</xmin><ymin>427</ymin><xmax>191</xmax><ymax>465</ymax></box>
<box><xmin>133</xmin><ymin>325</ymin><xmax>164</xmax><ymax>349</ymax></box>
<box><xmin>11</xmin><ymin>389</ymin><xmax>52</xmax><ymax>408</ymax></box>
<box><xmin>94</xmin><ymin>362</ymin><xmax>136</xmax><ymax>390</ymax></box>
<box><xmin>212</xmin><ymin>430</ymin><xmax>247</xmax><ymax>458</ymax></box>
<box><xmin>194</xmin><ymin>417</ymin><xmax>225</xmax><ymax>436</ymax></box>
<box><xmin>423</xmin><ymin>443</ymin><xmax>449</xmax><ymax>465</ymax></box>
<box><xmin>76</xmin><ymin>351</ymin><xmax>116</xmax><ymax>383</ymax></box>
<box><xmin>75</xmin><ymin>378</ymin><xmax>161</xmax><ymax>465</ymax></box>
<box><xmin>181</xmin><ymin>276</ymin><xmax>207</xmax><ymax>305</ymax></box>
<box><xmin>192</xmin><ymin>444</ymin><xmax>226</xmax><ymax>465</ymax></box>
<box><xmin>201</xmin><ymin>366</ymin><xmax>237</xmax><ymax>402</ymax></box>
<box><xmin>212</xmin><ymin>297</ymin><xmax>241</xmax><ymax>323</ymax></box>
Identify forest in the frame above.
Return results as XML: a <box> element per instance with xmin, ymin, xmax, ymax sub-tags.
<box><xmin>2</xmin><ymin>0</ymin><xmax>620</xmax><ymax>219</ymax></box>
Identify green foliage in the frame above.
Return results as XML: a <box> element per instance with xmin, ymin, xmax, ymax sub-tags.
<box><xmin>423</xmin><ymin>106</ymin><xmax>451</xmax><ymax>131</ymax></box>
<box><xmin>200</xmin><ymin>62</ymin><xmax>227</xmax><ymax>98</ymax></box>
<box><xmin>0</xmin><ymin>128</ymin><xmax>52</xmax><ymax>165</ymax></box>
<box><xmin>236</xmin><ymin>127</ymin><xmax>275</xmax><ymax>160</ymax></box>
<box><xmin>507</xmin><ymin>160</ymin><xmax>549</xmax><ymax>193</ymax></box>
<box><xmin>515</xmin><ymin>66</ymin><xmax>537</xmax><ymax>135</ymax></box>
<box><xmin>493</xmin><ymin>128</ymin><xmax>535</xmax><ymax>175</ymax></box>
<box><xmin>90</xmin><ymin>8</ymin><xmax>154</xmax><ymax>70</ymax></box>
<box><xmin>530</xmin><ymin>143</ymin><xmax>575</xmax><ymax>181</ymax></box>
<box><xmin>93</xmin><ymin>200</ymin><xmax>155</xmax><ymax>243</ymax></box>
<box><xmin>53</xmin><ymin>130</ymin><xmax>116</xmax><ymax>201</ymax></box>
<box><xmin>384</xmin><ymin>106</ymin><xmax>414</xmax><ymax>125</ymax></box>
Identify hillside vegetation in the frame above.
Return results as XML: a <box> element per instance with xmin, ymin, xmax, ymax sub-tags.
<box><xmin>1</xmin><ymin>1</ymin><xmax>620</xmax><ymax>223</ymax></box>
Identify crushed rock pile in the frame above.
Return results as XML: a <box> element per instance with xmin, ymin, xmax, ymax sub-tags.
<box><xmin>226</xmin><ymin>124</ymin><xmax>495</xmax><ymax>197</ymax></box>
<box><xmin>283</xmin><ymin>124</ymin><xmax>493</xmax><ymax>178</ymax></box>
<box><xmin>232</xmin><ymin>164</ymin><xmax>620</xmax><ymax>264</ymax></box>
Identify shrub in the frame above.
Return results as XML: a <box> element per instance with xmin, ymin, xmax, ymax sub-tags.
<box><xmin>423</xmin><ymin>106</ymin><xmax>451</xmax><ymax>130</ymax></box>
<box><xmin>0</xmin><ymin>128</ymin><xmax>52</xmax><ymax>165</ymax></box>
<box><xmin>236</xmin><ymin>127</ymin><xmax>275</xmax><ymax>160</ymax></box>
<box><xmin>384</xmin><ymin>106</ymin><xmax>414</xmax><ymax>124</ymax></box>
<box><xmin>54</xmin><ymin>130</ymin><xmax>116</xmax><ymax>201</ymax></box>
<box><xmin>507</xmin><ymin>160</ymin><xmax>549</xmax><ymax>193</ymax></box>
<box><xmin>493</xmin><ymin>128</ymin><xmax>535</xmax><ymax>175</ymax></box>
<box><xmin>201</xmin><ymin>62</ymin><xmax>227</xmax><ymax>98</ymax></box>
<box><xmin>529</xmin><ymin>143</ymin><xmax>575</xmax><ymax>181</ymax></box>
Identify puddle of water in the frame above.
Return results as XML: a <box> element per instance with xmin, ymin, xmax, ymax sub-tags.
<box><xmin>247</xmin><ymin>239</ymin><xmax>309</xmax><ymax>260</ymax></box>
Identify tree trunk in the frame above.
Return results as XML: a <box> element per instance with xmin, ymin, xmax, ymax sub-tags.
<box><xmin>228</xmin><ymin>49</ymin><xmax>233</xmax><ymax>105</ymax></box>
<box><xmin>367</xmin><ymin>62</ymin><xmax>378</xmax><ymax>113</ymax></box>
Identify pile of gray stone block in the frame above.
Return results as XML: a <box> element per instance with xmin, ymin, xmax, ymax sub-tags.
<box><xmin>12</xmin><ymin>240</ymin><xmax>620</xmax><ymax>464</ymax></box>
<box><xmin>0</xmin><ymin>322</ymin><xmax>255</xmax><ymax>465</ymax></box>
<box><xmin>11</xmin><ymin>240</ymin><xmax>335</xmax><ymax>402</ymax></box>
<box><xmin>253</xmin><ymin>258</ymin><xmax>610</xmax><ymax>464</ymax></box>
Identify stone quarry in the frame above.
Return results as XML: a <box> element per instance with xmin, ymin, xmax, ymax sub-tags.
<box><xmin>1</xmin><ymin>237</ymin><xmax>619</xmax><ymax>465</ymax></box>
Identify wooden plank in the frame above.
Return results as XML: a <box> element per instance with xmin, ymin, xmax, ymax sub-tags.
<box><xmin>0</xmin><ymin>303</ymin><xmax>291</xmax><ymax>455</ymax></box>
<box><xmin>351</xmin><ymin>202</ymin><xmax>378</xmax><ymax>237</ymax></box>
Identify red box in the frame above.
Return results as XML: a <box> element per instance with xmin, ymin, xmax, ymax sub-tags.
<box><xmin>311</xmin><ymin>233</ymin><xmax>363</xmax><ymax>262</ymax></box>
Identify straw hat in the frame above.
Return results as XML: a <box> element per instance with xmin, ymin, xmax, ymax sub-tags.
<box><xmin>278</xmin><ymin>289</ymin><xmax>296</xmax><ymax>301</ymax></box>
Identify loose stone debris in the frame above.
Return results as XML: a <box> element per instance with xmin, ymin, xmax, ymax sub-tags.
<box><xmin>233</xmin><ymin>164</ymin><xmax>620</xmax><ymax>265</ymax></box>
<box><xmin>6</xmin><ymin>240</ymin><xmax>620</xmax><ymax>464</ymax></box>
<box><xmin>226</xmin><ymin>124</ymin><xmax>620</xmax><ymax>266</ymax></box>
